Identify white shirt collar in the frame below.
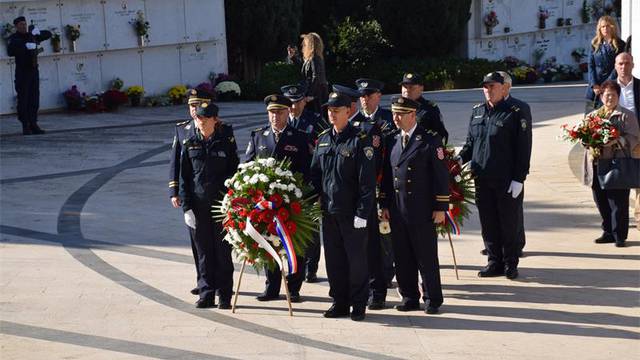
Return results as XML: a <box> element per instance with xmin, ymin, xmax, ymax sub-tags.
<box><xmin>362</xmin><ymin>106</ymin><xmax>379</xmax><ymax>118</ymax></box>
<box><xmin>401</xmin><ymin>123</ymin><xmax>418</xmax><ymax>139</ymax></box>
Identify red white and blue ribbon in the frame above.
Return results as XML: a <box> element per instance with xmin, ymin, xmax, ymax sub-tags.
<box><xmin>445</xmin><ymin>210</ymin><xmax>460</xmax><ymax>235</ymax></box>
<box><xmin>274</xmin><ymin>215</ymin><xmax>298</xmax><ymax>274</ymax></box>
<box><xmin>255</xmin><ymin>200</ymin><xmax>274</xmax><ymax>210</ymax></box>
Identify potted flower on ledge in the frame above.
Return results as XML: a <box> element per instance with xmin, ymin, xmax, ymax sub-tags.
<box><xmin>65</xmin><ymin>24</ymin><xmax>80</xmax><ymax>52</ymax></box>
<box><xmin>538</xmin><ymin>7</ymin><xmax>550</xmax><ymax>29</ymax></box>
<box><xmin>50</xmin><ymin>27</ymin><xmax>61</xmax><ymax>53</ymax></box>
<box><xmin>483</xmin><ymin>11</ymin><xmax>499</xmax><ymax>35</ymax></box>
<box><xmin>130</xmin><ymin>10</ymin><xmax>150</xmax><ymax>47</ymax></box>
<box><xmin>126</xmin><ymin>86</ymin><xmax>144</xmax><ymax>106</ymax></box>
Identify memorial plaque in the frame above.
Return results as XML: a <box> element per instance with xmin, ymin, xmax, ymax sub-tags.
<box><xmin>184</xmin><ymin>0</ymin><xmax>224</xmax><ymax>42</ymax></box>
<box><xmin>0</xmin><ymin>59</ymin><xmax>15</xmax><ymax>114</ymax></box>
<box><xmin>99</xmin><ymin>48</ymin><xmax>141</xmax><ymax>90</ymax></box>
<box><xmin>476</xmin><ymin>38</ymin><xmax>505</xmax><ymax>61</ymax></box>
<box><xmin>58</xmin><ymin>53</ymin><xmax>101</xmax><ymax>95</ymax></box>
<box><xmin>61</xmin><ymin>0</ymin><xmax>107</xmax><ymax>52</ymax></box>
<box><xmin>37</xmin><ymin>55</ymin><xmax>63</xmax><ymax>109</ymax></box>
<box><xmin>533</xmin><ymin>30</ymin><xmax>557</xmax><ymax>63</ymax></box>
<box><xmin>505</xmin><ymin>34</ymin><xmax>532</xmax><ymax>63</ymax></box>
<box><xmin>145</xmin><ymin>0</ymin><xmax>185</xmax><ymax>46</ymax></box>
<box><xmin>180</xmin><ymin>41</ymin><xmax>226</xmax><ymax>87</ymax></box>
<box><xmin>141</xmin><ymin>46</ymin><xmax>180</xmax><ymax>95</ymax></box>
<box><xmin>103</xmin><ymin>0</ymin><xmax>144</xmax><ymax>50</ymax></box>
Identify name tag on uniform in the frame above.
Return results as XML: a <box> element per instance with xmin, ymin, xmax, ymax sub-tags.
<box><xmin>188</xmin><ymin>146</ymin><xmax>201</xmax><ymax>150</ymax></box>
<box><xmin>318</xmin><ymin>143</ymin><xmax>329</xmax><ymax>147</ymax></box>
<box><xmin>473</xmin><ymin>115</ymin><xmax>483</xmax><ymax>118</ymax></box>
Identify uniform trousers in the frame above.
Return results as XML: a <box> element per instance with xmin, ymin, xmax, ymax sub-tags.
<box><xmin>366</xmin><ymin>207</ymin><xmax>387</xmax><ymax>301</ymax></box>
<box><xmin>188</xmin><ymin>202</ymin><xmax>234</xmax><ymax>302</ymax></box>
<box><xmin>389</xmin><ymin>215</ymin><xmax>443</xmax><ymax>307</ymax></box>
<box><xmin>305</xmin><ymin>231</ymin><xmax>321</xmax><ymax>275</ymax></box>
<box><xmin>14</xmin><ymin>69</ymin><xmax>40</xmax><ymax>128</ymax></box>
<box><xmin>322</xmin><ymin>213</ymin><xmax>369</xmax><ymax>307</ymax></box>
<box><xmin>475</xmin><ymin>178</ymin><xmax>521</xmax><ymax>268</ymax></box>
<box><xmin>263</xmin><ymin>255</ymin><xmax>306</xmax><ymax>295</ymax></box>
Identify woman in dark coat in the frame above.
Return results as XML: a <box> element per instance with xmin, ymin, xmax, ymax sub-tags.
<box><xmin>300</xmin><ymin>32</ymin><xmax>328</xmax><ymax>115</ymax></box>
<box><xmin>586</xmin><ymin>15</ymin><xmax>625</xmax><ymax>112</ymax></box>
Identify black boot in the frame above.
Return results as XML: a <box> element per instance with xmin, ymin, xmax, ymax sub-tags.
<box><xmin>30</xmin><ymin>123</ymin><xmax>46</xmax><ymax>135</ymax></box>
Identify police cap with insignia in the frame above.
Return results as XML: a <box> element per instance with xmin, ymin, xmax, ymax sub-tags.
<box><xmin>399</xmin><ymin>72</ymin><xmax>424</xmax><ymax>86</ymax></box>
<box><xmin>331</xmin><ymin>84</ymin><xmax>360</xmax><ymax>103</ymax></box>
<box><xmin>480</xmin><ymin>72</ymin><xmax>505</xmax><ymax>86</ymax></box>
<box><xmin>355</xmin><ymin>78</ymin><xmax>384</xmax><ymax>96</ymax></box>
<box><xmin>323</xmin><ymin>92</ymin><xmax>352</xmax><ymax>108</ymax></box>
<box><xmin>280</xmin><ymin>83</ymin><xmax>308</xmax><ymax>102</ymax></box>
<box><xmin>195</xmin><ymin>101</ymin><xmax>219</xmax><ymax>117</ymax></box>
<box><xmin>13</xmin><ymin>16</ymin><xmax>26</xmax><ymax>25</ymax></box>
<box><xmin>187</xmin><ymin>88</ymin><xmax>214</xmax><ymax>105</ymax></box>
<box><xmin>264</xmin><ymin>94</ymin><xmax>292</xmax><ymax>110</ymax></box>
<box><xmin>390</xmin><ymin>95</ymin><xmax>420</xmax><ymax>113</ymax></box>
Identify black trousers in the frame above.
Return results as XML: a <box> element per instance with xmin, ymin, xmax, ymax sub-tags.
<box><xmin>322</xmin><ymin>213</ymin><xmax>369</xmax><ymax>307</ymax></box>
<box><xmin>380</xmin><ymin>233</ymin><xmax>395</xmax><ymax>284</ymax></box>
<box><xmin>305</xmin><ymin>231</ymin><xmax>321</xmax><ymax>275</ymax></box>
<box><xmin>263</xmin><ymin>255</ymin><xmax>305</xmax><ymax>295</ymax></box>
<box><xmin>189</xmin><ymin>203</ymin><xmax>234</xmax><ymax>302</ymax></box>
<box><xmin>389</xmin><ymin>214</ymin><xmax>443</xmax><ymax>307</ymax></box>
<box><xmin>475</xmin><ymin>179</ymin><xmax>521</xmax><ymax>268</ymax></box>
<box><xmin>14</xmin><ymin>69</ymin><xmax>40</xmax><ymax>128</ymax></box>
<box><xmin>366</xmin><ymin>208</ymin><xmax>387</xmax><ymax>301</ymax></box>
<box><xmin>592</xmin><ymin>169</ymin><xmax>630</xmax><ymax>241</ymax></box>
<box><xmin>188</xmin><ymin>228</ymin><xmax>201</xmax><ymax>284</ymax></box>
<box><xmin>517</xmin><ymin>187</ymin><xmax>526</xmax><ymax>251</ymax></box>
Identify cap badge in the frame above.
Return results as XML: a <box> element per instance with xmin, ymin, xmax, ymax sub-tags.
<box><xmin>201</xmin><ymin>102</ymin><xmax>208</xmax><ymax>108</ymax></box>
<box><xmin>290</xmin><ymin>87</ymin><xmax>297</xmax><ymax>94</ymax></box>
<box><xmin>361</xmin><ymin>81</ymin><xmax>368</xmax><ymax>88</ymax></box>
<box><xmin>270</xmin><ymin>95</ymin><xmax>277</xmax><ymax>101</ymax></box>
<box><xmin>406</xmin><ymin>73</ymin><xmax>413</xmax><ymax>79</ymax></box>
<box><xmin>190</xmin><ymin>89</ymin><xmax>197</xmax><ymax>95</ymax></box>
<box><xmin>330</xmin><ymin>92</ymin><xmax>338</xmax><ymax>98</ymax></box>
<box><xmin>398</xmin><ymin>98</ymin><xmax>404</xmax><ymax>104</ymax></box>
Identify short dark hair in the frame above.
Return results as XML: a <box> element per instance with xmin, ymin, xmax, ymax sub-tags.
<box><xmin>600</xmin><ymin>80</ymin><xmax>621</xmax><ymax>96</ymax></box>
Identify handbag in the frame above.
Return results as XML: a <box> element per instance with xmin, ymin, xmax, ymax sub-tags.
<box><xmin>596</xmin><ymin>146</ymin><xmax>640</xmax><ymax>189</ymax></box>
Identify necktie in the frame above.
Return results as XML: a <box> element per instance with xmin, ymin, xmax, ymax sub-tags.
<box><xmin>402</xmin><ymin>134</ymin><xmax>409</xmax><ymax>149</ymax></box>
<box><xmin>274</xmin><ymin>130</ymin><xmax>281</xmax><ymax>143</ymax></box>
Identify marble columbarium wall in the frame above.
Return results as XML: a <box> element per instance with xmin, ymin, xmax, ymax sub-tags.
<box><xmin>1</xmin><ymin>0</ymin><xmax>228</xmax><ymax>114</ymax></box>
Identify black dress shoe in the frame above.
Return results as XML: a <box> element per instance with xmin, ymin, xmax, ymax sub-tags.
<box><xmin>595</xmin><ymin>233</ymin><xmax>615</xmax><ymax>243</ymax></box>
<box><xmin>425</xmin><ymin>306</ymin><xmax>439</xmax><ymax>314</ymax></box>
<box><xmin>351</xmin><ymin>306</ymin><xmax>366</xmax><ymax>321</ymax></box>
<box><xmin>256</xmin><ymin>292</ymin><xmax>280</xmax><ymax>301</ymax></box>
<box><xmin>190</xmin><ymin>287</ymin><xmax>200</xmax><ymax>295</ymax></box>
<box><xmin>480</xmin><ymin>248</ymin><xmax>488</xmax><ymax>255</ymax></box>
<box><xmin>478</xmin><ymin>264</ymin><xmax>505</xmax><ymax>277</ymax></box>
<box><xmin>323</xmin><ymin>304</ymin><xmax>350</xmax><ymax>318</ymax></box>
<box><xmin>306</xmin><ymin>273</ymin><xmax>318</xmax><ymax>283</ymax></box>
<box><xmin>289</xmin><ymin>293</ymin><xmax>301</xmax><ymax>303</ymax></box>
<box><xmin>30</xmin><ymin>126</ymin><xmax>45</xmax><ymax>135</ymax></box>
<box><xmin>195</xmin><ymin>298</ymin><xmax>215</xmax><ymax>308</ymax></box>
<box><xmin>518</xmin><ymin>249</ymin><xmax>525</xmax><ymax>258</ymax></box>
<box><xmin>395</xmin><ymin>301</ymin><xmax>420</xmax><ymax>312</ymax></box>
<box><xmin>22</xmin><ymin>126</ymin><xmax>33</xmax><ymax>135</ymax></box>
<box><xmin>505</xmin><ymin>266</ymin><xmax>519</xmax><ymax>280</ymax></box>
<box><xmin>368</xmin><ymin>298</ymin><xmax>385</xmax><ymax>310</ymax></box>
<box><xmin>615</xmin><ymin>240</ymin><xmax>626</xmax><ymax>248</ymax></box>
<box><xmin>217</xmin><ymin>301</ymin><xmax>232</xmax><ymax>310</ymax></box>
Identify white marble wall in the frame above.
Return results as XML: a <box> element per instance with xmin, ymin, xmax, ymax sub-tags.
<box><xmin>0</xmin><ymin>0</ymin><xmax>228</xmax><ymax>114</ymax></box>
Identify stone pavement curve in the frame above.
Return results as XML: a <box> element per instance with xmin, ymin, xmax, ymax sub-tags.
<box><xmin>1</xmin><ymin>84</ymin><xmax>638</xmax><ymax>360</ymax></box>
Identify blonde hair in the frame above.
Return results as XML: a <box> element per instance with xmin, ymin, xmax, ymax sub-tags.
<box><xmin>301</xmin><ymin>32</ymin><xmax>324</xmax><ymax>60</ymax></box>
<box><xmin>591</xmin><ymin>16</ymin><xmax>622</xmax><ymax>52</ymax></box>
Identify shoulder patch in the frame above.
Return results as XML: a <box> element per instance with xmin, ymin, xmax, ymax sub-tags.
<box><xmin>176</xmin><ymin>120</ymin><xmax>190</xmax><ymax>127</ymax></box>
<box><xmin>473</xmin><ymin>103</ymin><xmax>483</xmax><ymax>109</ymax></box>
<box><xmin>318</xmin><ymin>128</ymin><xmax>331</xmax><ymax>136</ymax></box>
<box><xmin>358</xmin><ymin>131</ymin><xmax>368</xmax><ymax>139</ymax></box>
<box><xmin>511</xmin><ymin>105</ymin><xmax>520</xmax><ymax>112</ymax></box>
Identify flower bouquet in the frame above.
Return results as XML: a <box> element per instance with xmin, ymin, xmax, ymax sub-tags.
<box><xmin>65</xmin><ymin>24</ymin><xmax>80</xmax><ymax>52</ymax></box>
<box><xmin>561</xmin><ymin>109</ymin><xmax>620</xmax><ymax>159</ymax></box>
<box><xmin>483</xmin><ymin>11</ymin><xmax>499</xmax><ymax>35</ymax></box>
<box><xmin>437</xmin><ymin>146</ymin><xmax>475</xmax><ymax>239</ymax></box>
<box><xmin>126</xmin><ymin>85</ymin><xmax>144</xmax><ymax>106</ymax></box>
<box><xmin>167</xmin><ymin>85</ymin><xmax>187</xmax><ymax>105</ymax></box>
<box><xmin>538</xmin><ymin>6</ymin><xmax>550</xmax><ymax>29</ymax></box>
<box><xmin>214</xmin><ymin>158</ymin><xmax>320</xmax><ymax>274</ymax></box>
<box><xmin>103</xmin><ymin>89</ymin><xmax>128</xmax><ymax>111</ymax></box>
<box><xmin>214</xmin><ymin>81</ymin><xmax>241</xmax><ymax>101</ymax></box>
<box><xmin>130</xmin><ymin>10</ymin><xmax>150</xmax><ymax>46</ymax></box>
<box><xmin>63</xmin><ymin>85</ymin><xmax>83</xmax><ymax>111</ymax></box>
<box><xmin>50</xmin><ymin>27</ymin><xmax>61</xmax><ymax>52</ymax></box>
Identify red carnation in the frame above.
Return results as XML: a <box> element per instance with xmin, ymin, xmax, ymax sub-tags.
<box><xmin>285</xmin><ymin>221</ymin><xmax>297</xmax><ymax>235</ymax></box>
<box><xmin>252</xmin><ymin>190</ymin><xmax>264</xmax><ymax>203</ymax></box>
<box><xmin>268</xmin><ymin>222</ymin><xmax>278</xmax><ymax>235</ymax></box>
<box><xmin>249</xmin><ymin>209</ymin><xmax>260</xmax><ymax>222</ymax></box>
<box><xmin>290</xmin><ymin>202</ymin><xmax>302</xmax><ymax>215</ymax></box>
<box><xmin>262</xmin><ymin>210</ymin><xmax>275</xmax><ymax>224</ymax></box>
<box><xmin>269</xmin><ymin>194</ymin><xmax>283</xmax><ymax>208</ymax></box>
<box><xmin>252</xmin><ymin>242</ymin><xmax>259</xmax><ymax>249</ymax></box>
<box><xmin>277</xmin><ymin>207</ymin><xmax>290</xmax><ymax>221</ymax></box>
<box><xmin>238</xmin><ymin>221</ymin><xmax>246</xmax><ymax>230</ymax></box>
<box><xmin>227</xmin><ymin>189</ymin><xmax>234</xmax><ymax>196</ymax></box>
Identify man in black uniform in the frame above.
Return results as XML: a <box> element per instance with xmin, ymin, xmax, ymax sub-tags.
<box><xmin>281</xmin><ymin>84</ymin><xmax>324</xmax><ymax>283</ymax></box>
<box><xmin>245</xmin><ymin>94</ymin><xmax>313</xmax><ymax>302</ymax></box>
<box><xmin>457</xmin><ymin>72</ymin><xmax>532</xmax><ymax>280</ymax></box>
<box><xmin>169</xmin><ymin>89</ymin><xmax>213</xmax><ymax>296</ymax></box>
<box><xmin>310</xmin><ymin>92</ymin><xmax>376</xmax><ymax>321</ymax></box>
<box><xmin>380</xmin><ymin>96</ymin><xmax>449</xmax><ymax>314</ymax></box>
<box><xmin>7</xmin><ymin>16</ymin><xmax>52</xmax><ymax>135</ymax></box>
<box><xmin>180</xmin><ymin>102</ymin><xmax>238</xmax><ymax>308</ymax></box>
<box><xmin>353</xmin><ymin>78</ymin><xmax>393</xmax><ymax>310</ymax></box>
<box><xmin>400</xmin><ymin>72</ymin><xmax>448</xmax><ymax>144</ymax></box>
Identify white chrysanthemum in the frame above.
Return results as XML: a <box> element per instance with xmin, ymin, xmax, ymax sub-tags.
<box><xmin>266</xmin><ymin>158</ymin><xmax>276</xmax><ymax>167</ymax></box>
<box><xmin>243</xmin><ymin>175</ymin><xmax>250</xmax><ymax>182</ymax></box>
<box><xmin>234</xmin><ymin>181</ymin><xmax>241</xmax><ymax>188</ymax></box>
<box><xmin>224</xmin><ymin>179</ymin><xmax>232</xmax><ymax>187</ymax></box>
<box><xmin>287</xmin><ymin>183</ymin><xmax>296</xmax><ymax>191</ymax></box>
<box><xmin>454</xmin><ymin>175</ymin><xmax>462</xmax><ymax>183</ymax></box>
<box><xmin>283</xmin><ymin>194</ymin><xmax>290</xmax><ymax>203</ymax></box>
<box><xmin>259</xmin><ymin>174</ymin><xmax>269</xmax><ymax>183</ymax></box>
<box><xmin>294</xmin><ymin>189</ymin><xmax>302</xmax><ymax>198</ymax></box>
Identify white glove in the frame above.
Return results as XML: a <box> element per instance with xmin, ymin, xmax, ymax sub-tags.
<box><xmin>507</xmin><ymin>181</ymin><xmax>523</xmax><ymax>199</ymax></box>
<box><xmin>353</xmin><ymin>216</ymin><xmax>367</xmax><ymax>229</ymax></box>
<box><xmin>31</xmin><ymin>27</ymin><xmax>40</xmax><ymax>36</ymax></box>
<box><xmin>25</xmin><ymin>42</ymin><xmax>37</xmax><ymax>50</ymax></box>
<box><xmin>184</xmin><ymin>209</ymin><xmax>196</xmax><ymax>229</ymax></box>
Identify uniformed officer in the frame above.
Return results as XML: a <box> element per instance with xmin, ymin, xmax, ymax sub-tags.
<box><xmin>245</xmin><ymin>94</ymin><xmax>313</xmax><ymax>302</ymax></box>
<box><xmin>7</xmin><ymin>16</ymin><xmax>52</xmax><ymax>135</ymax></box>
<box><xmin>281</xmin><ymin>84</ymin><xmax>324</xmax><ymax>283</ymax></box>
<box><xmin>169</xmin><ymin>88</ymin><xmax>214</xmax><ymax>296</ymax></box>
<box><xmin>310</xmin><ymin>92</ymin><xmax>376</xmax><ymax>321</ymax></box>
<box><xmin>354</xmin><ymin>78</ymin><xmax>394</xmax><ymax>310</ymax></box>
<box><xmin>380</xmin><ymin>96</ymin><xmax>449</xmax><ymax>315</ymax></box>
<box><xmin>331</xmin><ymin>84</ymin><xmax>362</xmax><ymax>121</ymax></box>
<box><xmin>180</xmin><ymin>102</ymin><xmax>239</xmax><ymax>308</ymax></box>
<box><xmin>400</xmin><ymin>72</ymin><xmax>449</xmax><ymax>144</ymax></box>
<box><xmin>457</xmin><ymin>72</ymin><xmax>532</xmax><ymax>280</ymax></box>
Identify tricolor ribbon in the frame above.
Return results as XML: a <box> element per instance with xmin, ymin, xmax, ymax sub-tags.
<box><xmin>274</xmin><ymin>216</ymin><xmax>298</xmax><ymax>275</ymax></box>
<box><xmin>243</xmin><ymin>218</ymin><xmax>283</xmax><ymax>271</ymax></box>
<box><xmin>445</xmin><ymin>210</ymin><xmax>460</xmax><ymax>235</ymax></box>
<box><xmin>255</xmin><ymin>200</ymin><xmax>274</xmax><ymax>210</ymax></box>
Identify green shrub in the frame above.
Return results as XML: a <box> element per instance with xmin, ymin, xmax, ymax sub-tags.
<box><xmin>328</xmin><ymin>17</ymin><xmax>392</xmax><ymax>71</ymax></box>
<box><xmin>256</xmin><ymin>61</ymin><xmax>300</xmax><ymax>98</ymax></box>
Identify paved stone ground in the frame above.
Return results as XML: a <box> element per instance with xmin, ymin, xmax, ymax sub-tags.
<box><xmin>0</xmin><ymin>84</ymin><xmax>638</xmax><ymax>360</ymax></box>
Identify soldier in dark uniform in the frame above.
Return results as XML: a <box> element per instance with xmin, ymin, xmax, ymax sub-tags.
<box><xmin>457</xmin><ymin>72</ymin><xmax>532</xmax><ymax>280</ymax></box>
<box><xmin>7</xmin><ymin>16</ymin><xmax>52</xmax><ymax>135</ymax></box>
<box><xmin>310</xmin><ymin>92</ymin><xmax>376</xmax><ymax>321</ymax></box>
<box><xmin>400</xmin><ymin>73</ymin><xmax>448</xmax><ymax>144</ymax></box>
<box><xmin>331</xmin><ymin>84</ymin><xmax>362</xmax><ymax>121</ymax></box>
<box><xmin>353</xmin><ymin>78</ymin><xmax>393</xmax><ymax>310</ymax></box>
<box><xmin>180</xmin><ymin>102</ymin><xmax>239</xmax><ymax>308</ymax></box>
<box><xmin>380</xmin><ymin>96</ymin><xmax>449</xmax><ymax>315</ymax></box>
<box><xmin>169</xmin><ymin>89</ymin><xmax>214</xmax><ymax>296</ymax></box>
<box><xmin>281</xmin><ymin>84</ymin><xmax>323</xmax><ymax>283</ymax></box>
<box><xmin>245</xmin><ymin>94</ymin><xmax>313</xmax><ymax>302</ymax></box>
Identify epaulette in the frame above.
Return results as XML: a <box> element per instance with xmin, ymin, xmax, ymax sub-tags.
<box><xmin>473</xmin><ymin>103</ymin><xmax>483</xmax><ymax>109</ymax></box>
<box><xmin>176</xmin><ymin>120</ymin><xmax>190</xmax><ymax>127</ymax></box>
<box><xmin>510</xmin><ymin>105</ymin><xmax>520</xmax><ymax>112</ymax></box>
<box><xmin>427</xmin><ymin>100</ymin><xmax>438</xmax><ymax>107</ymax></box>
<box><xmin>358</xmin><ymin>131</ymin><xmax>368</xmax><ymax>139</ymax></box>
<box><xmin>426</xmin><ymin>129</ymin><xmax>438</xmax><ymax>136</ymax></box>
<box><xmin>318</xmin><ymin>128</ymin><xmax>331</xmax><ymax>137</ymax></box>
<box><xmin>251</xmin><ymin>125</ymin><xmax>268</xmax><ymax>133</ymax></box>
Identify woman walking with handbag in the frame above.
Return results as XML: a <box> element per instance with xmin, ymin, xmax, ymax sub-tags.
<box><xmin>582</xmin><ymin>80</ymin><xmax>640</xmax><ymax>247</ymax></box>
